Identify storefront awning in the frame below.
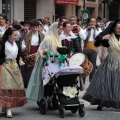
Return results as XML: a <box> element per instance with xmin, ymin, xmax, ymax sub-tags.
<box><xmin>55</xmin><ymin>0</ymin><xmax>78</xmax><ymax>5</ymax></box>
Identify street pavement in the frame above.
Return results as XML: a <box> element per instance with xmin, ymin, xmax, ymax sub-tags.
<box><xmin>0</xmin><ymin>77</ymin><xmax>120</xmax><ymax>120</ymax></box>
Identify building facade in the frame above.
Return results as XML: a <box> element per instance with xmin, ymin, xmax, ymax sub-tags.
<box><xmin>0</xmin><ymin>0</ymin><xmax>24</xmax><ymax>23</ymax></box>
<box><xmin>0</xmin><ymin>0</ymin><xmax>106</xmax><ymax>23</ymax></box>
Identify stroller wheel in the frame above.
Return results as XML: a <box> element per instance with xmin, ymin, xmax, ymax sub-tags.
<box><xmin>78</xmin><ymin>105</ymin><xmax>85</xmax><ymax>117</ymax></box>
<box><xmin>71</xmin><ymin>109</ymin><xmax>78</xmax><ymax>114</ymax></box>
<box><xmin>39</xmin><ymin>98</ymin><xmax>48</xmax><ymax>115</ymax></box>
<box><xmin>59</xmin><ymin>107</ymin><xmax>65</xmax><ymax>118</ymax></box>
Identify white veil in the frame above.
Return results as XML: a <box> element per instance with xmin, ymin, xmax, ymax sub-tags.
<box><xmin>38</xmin><ymin>22</ymin><xmax>61</xmax><ymax>56</ymax></box>
<box><xmin>45</xmin><ymin>22</ymin><xmax>59</xmax><ymax>38</ymax></box>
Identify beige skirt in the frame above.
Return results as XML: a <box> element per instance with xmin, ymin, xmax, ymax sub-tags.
<box><xmin>0</xmin><ymin>60</ymin><xmax>27</xmax><ymax>108</ymax></box>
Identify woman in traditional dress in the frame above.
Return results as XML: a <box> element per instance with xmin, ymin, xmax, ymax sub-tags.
<box><xmin>82</xmin><ymin>20</ymin><xmax>120</xmax><ymax>110</ymax></box>
<box><xmin>0</xmin><ymin>27</ymin><xmax>27</xmax><ymax>118</ymax></box>
<box><xmin>60</xmin><ymin>22</ymin><xmax>80</xmax><ymax>57</ymax></box>
<box><xmin>26</xmin><ymin>22</ymin><xmax>62</xmax><ymax>103</ymax></box>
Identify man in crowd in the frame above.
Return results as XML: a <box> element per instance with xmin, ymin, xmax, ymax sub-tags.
<box><xmin>79</xmin><ymin>18</ymin><xmax>102</xmax><ymax>82</ymax></box>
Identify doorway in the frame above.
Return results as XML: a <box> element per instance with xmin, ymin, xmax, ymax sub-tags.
<box><xmin>55</xmin><ymin>5</ymin><xmax>65</xmax><ymax>21</ymax></box>
<box><xmin>109</xmin><ymin>1</ymin><xmax>120</xmax><ymax>20</ymax></box>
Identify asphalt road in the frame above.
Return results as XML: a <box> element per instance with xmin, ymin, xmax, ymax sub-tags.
<box><xmin>0</xmin><ymin>78</ymin><xmax>120</xmax><ymax>120</ymax></box>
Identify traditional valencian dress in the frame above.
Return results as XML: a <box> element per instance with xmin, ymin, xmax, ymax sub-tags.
<box><xmin>83</xmin><ymin>33</ymin><xmax>120</xmax><ymax>109</ymax></box>
<box><xmin>26</xmin><ymin>33</ymin><xmax>61</xmax><ymax>102</ymax></box>
<box><xmin>0</xmin><ymin>41</ymin><xmax>27</xmax><ymax>108</ymax></box>
<box><xmin>60</xmin><ymin>31</ymin><xmax>80</xmax><ymax>57</ymax></box>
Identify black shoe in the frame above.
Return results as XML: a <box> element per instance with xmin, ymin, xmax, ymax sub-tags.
<box><xmin>97</xmin><ymin>105</ymin><xmax>102</xmax><ymax>111</ymax></box>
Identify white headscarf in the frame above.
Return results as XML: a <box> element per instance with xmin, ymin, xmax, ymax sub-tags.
<box><xmin>45</xmin><ymin>22</ymin><xmax>59</xmax><ymax>38</ymax></box>
<box><xmin>37</xmin><ymin>22</ymin><xmax>61</xmax><ymax>57</ymax></box>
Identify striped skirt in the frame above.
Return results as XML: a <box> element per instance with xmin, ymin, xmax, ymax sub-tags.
<box><xmin>82</xmin><ymin>56</ymin><xmax>120</xmax><ymax>109</ymax></box>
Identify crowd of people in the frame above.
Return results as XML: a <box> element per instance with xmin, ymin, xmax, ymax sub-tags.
<box><xmin>0</xmin><ymin>12</ymin><xmax>120</xmax><ymax>118</ymax></box>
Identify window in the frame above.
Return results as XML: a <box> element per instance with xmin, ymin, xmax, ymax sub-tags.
<box><xmin>24</xmin><ymin>0</ymin><xmax>36</xmax><ymax>20</ymax></box>
<box><xmin>2</xmin><ymin>0</ymin><xmax>14</xmax><ymax>23</ymax></box>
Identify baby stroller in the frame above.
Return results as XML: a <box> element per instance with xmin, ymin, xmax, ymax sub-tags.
<box><xmin>38</xmin><ymin>47</ymin><xmax>85</xmax><ymax>118</ymax></box>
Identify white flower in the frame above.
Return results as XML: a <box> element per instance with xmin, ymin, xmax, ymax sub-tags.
<box><xmin>63</xmin><ymin>86</ymin><xmax>78</xmax><ymax>98</ymax></box>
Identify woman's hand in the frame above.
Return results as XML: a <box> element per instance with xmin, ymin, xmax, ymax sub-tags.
<box><xmin>19</xmin><ymin>59</ymin><xmax>25</xmax><ymax>66</ymax></box>
<box><xmin>38</xmin><ymin>51</ymin><xmax>46</xmax><ymax>58</ymax></box>
<box><xmin>102</xmin><ymin>34</ymin><xmax>111</xmax><ymax>40</ymax></box>
<box><xmin>22</xmin><ymin>47</ymin><xmax>26</xmax><ymax>52</ymax></box>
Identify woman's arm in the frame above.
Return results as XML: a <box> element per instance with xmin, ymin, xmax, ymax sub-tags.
<box><xmin>15</xmin><ymin>41</ymin><xmax>25</xmax><ymax>66</ymax></box>
<box><xmin>37</xmin><ymin>38</ymin><xmax>50</xmax><ymax>58</ymax></box>
<box><xmin>94</xmin><ymin>22</ymin><xmax>114</xmax><ymax>47</ymax></box>
<box><xmin>94</xmin><ymin>33</ymin><xmax>110</xmax><ymax>47</ymax></box>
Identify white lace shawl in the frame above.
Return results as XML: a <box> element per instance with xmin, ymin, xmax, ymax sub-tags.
<box><xmin>108</xmin><ymin>33</ymin><xmax>120</xmax><ymax>70</ymax></box>
<box><xmin>36</xmin><ymin>22</ymin><xmax>61</xmax><ymax>60</ymax></box>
